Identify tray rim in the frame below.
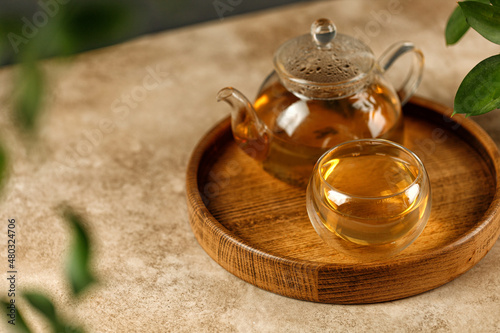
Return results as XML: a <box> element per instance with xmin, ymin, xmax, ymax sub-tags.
<box><xmin>186</xmin><ymin>96</ymin><xmax>500</xmax><ymax>303</ymax></box>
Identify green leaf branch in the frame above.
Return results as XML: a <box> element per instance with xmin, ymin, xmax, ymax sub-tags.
<box><xmin>445</xmin><ymin>0</ymin><xmax>500</xmax><ymax>116</ymax></box>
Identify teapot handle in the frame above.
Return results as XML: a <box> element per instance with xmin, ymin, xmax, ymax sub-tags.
<box><xmin>378</xmin><ymin>42</ymin><xmax>424</xmax><ymax>106</ymax></box>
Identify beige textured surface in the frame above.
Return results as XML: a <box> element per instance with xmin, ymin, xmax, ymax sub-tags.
<box><xmin>1</xmin><ymin>0</ymin><xmax>500</xmax><ymax>332</ymax></box>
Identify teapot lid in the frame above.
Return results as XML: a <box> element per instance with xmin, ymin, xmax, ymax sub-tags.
<box><xmin>273</xmin><ymin>18</ymin><xmax>375</xmax><ymax>99</ymax></box>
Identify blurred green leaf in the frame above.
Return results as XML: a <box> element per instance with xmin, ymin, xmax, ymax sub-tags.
<box><xmin>23</xmin><ymin>292</ymin><xmax>60</xmax><ymax>331</ymax></box>
<box><xmin>64</xmin><ymin>207</ymin><xmax>96</xmax><ymax>296</ymax></box>
<box><xmin>13</xmin><ymin>62</ymin><xmax>44</xmax><ymax>132</ymax></box>
<box><xmin>445</xmin><ymin>0</ymin><xmax>491</xmax><ymax>45</ymax></box>
<box><xmin>0</xmin><ymin>16</ymin><xmax>25</xmax><ymax>65</ymax></box>
<box><xmin>1</xmin><ymin>299</ymin><xmax>31</xmax><ymax>333</ymax></box>
<box><xmin>454</xmin><ymin>54</ymin><xmax>500</xmax><ymax>116</ymax></box>
<box><xmin>2</xmin><ymin>1</ymin><xmax>134</xmax><ymax>65</ymax></box>
<box><xmin>61</xmin><ymin>2</ymin><xmax>133</xmax><ymax>53</ymax></box>
<box><xmin>23</xmin><ymin>18</ymin><xmax>66</xmax><ymax>62</ymax></box>
<box><xmin>459</xmin><ymin>1</ymin><xmax>500</xmax><ymax>45</ymax></box>
<box><xmin>23</xmin><ymin>292</ymin><xmax>84</xmax><ymax>333</ymax></box>
<box><xmin>491</xmin><ymin>0</ymin><xmax>500</xmax><ymax>7</ymax></box>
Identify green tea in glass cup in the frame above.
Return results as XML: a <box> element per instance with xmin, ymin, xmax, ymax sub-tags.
<box><xmin>306</xmin><ymin>139</ymin><xmax>431</xmax><ymax>261</ymax></box>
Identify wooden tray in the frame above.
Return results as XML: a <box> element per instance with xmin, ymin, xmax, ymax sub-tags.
<box><xmin>186</xmin><ymin>96</ymin><xmax>500</xmax><ymax>304</ymax></box>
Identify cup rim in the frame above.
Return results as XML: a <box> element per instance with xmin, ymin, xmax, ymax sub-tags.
<box><xmin>316</xmin><ymin>138</ymin><xmax>426</xmax><ymax>201</ymax></box>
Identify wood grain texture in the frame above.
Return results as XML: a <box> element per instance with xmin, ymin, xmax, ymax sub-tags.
<box><xmin>186</xmin><ymin>96</ymin><xmax>500</xmax><ymax>304</ymax></box>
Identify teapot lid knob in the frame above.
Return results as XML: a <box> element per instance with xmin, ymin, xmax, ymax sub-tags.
<box><xmin>311</xmin><ymin>18</ymin><xmax>337</xmax><ymax>48</ymax></box>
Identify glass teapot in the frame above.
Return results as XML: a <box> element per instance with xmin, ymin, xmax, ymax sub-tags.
<box><xmin>217</xmin><ymin>18</ymin><xmax>424</xmax><ymax>186</ymax></box>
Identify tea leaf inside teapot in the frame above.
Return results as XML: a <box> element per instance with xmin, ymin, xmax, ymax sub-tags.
<box><xmin>324</xmin><ymin>100</ymin><xmax>353</xmax><ymax>118</ymax></box>
<box><xmin>314</xmin><ymin>127</ymin><xmax>339</xmax><ymax>139</ymax></box>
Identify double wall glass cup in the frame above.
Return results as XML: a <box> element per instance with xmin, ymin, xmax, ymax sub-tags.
<box><xmin>306</xmin><ymin>139</ymin><xmax>431</xmax><ymax>261</ymax></box>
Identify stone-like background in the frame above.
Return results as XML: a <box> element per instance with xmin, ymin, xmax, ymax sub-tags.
<box><xmin>1</xmin><ymin>1</ymin><xmax>499</xmax><ymax>332</ymax></box>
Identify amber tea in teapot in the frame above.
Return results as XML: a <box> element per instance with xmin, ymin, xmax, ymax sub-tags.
<box><xmin>249</xmin><ymin>75</ymin><xmax>403</xmax><ymax>185</ymax></box>
<box><xmin>219</xmin><ymin>18</ymin><xmax>423</xmax><ymax>186</ymax></box>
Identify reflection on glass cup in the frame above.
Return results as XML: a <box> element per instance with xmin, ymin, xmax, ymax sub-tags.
<box><xmin>306</xmin><ymin>139</ymin><xmax>431</xmax><ymax>261</ymax></box>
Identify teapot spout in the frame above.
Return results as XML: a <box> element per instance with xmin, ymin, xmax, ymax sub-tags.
<box><xmin>217</xmin><ymin>87</ymin><xmax>269</xmax><ymax>161</ymax></box>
